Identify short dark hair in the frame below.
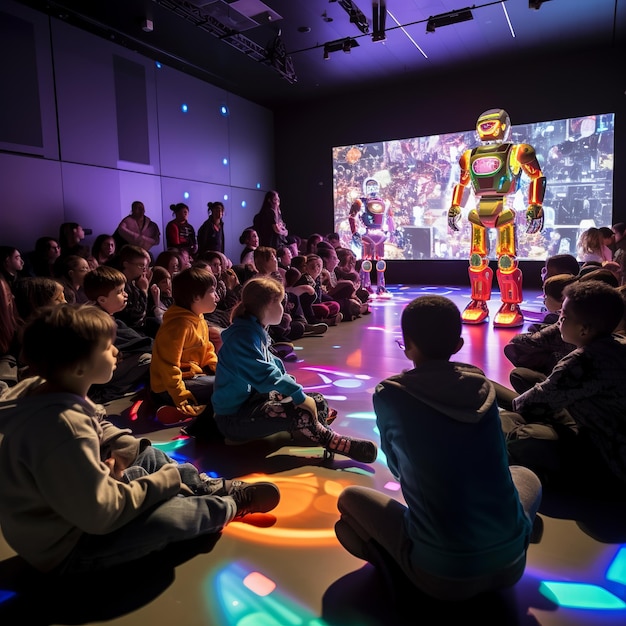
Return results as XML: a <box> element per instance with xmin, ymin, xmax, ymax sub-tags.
<box><xmin>21</xmin><ymin>303</ymin><xmax>116</xmax><ymax>378</ymax></box>
<box><xmin>83</xmin><ymin>265</ymin><xmax>126</xmax><ymax>300</ymax></box>
<box><xmin>577</xmin><ymin>267</ymin><xmax>619</xmax><ymax>288</ymax></box>
<box><xmin>401</xmin><ymin>295</ymin><xmax>461</xmax><ymax>359</ymax></box>
<box><xmin>543</xmin><ymin>273</ymin><xmax>578</xmax><ymax>301</ymax></box>
<box><xmin>545</xmin><ymin>254</ymin><xmax>580</xmax><ymax>278</ymax></box>
<box><xmin>562</xmin><ymin>280</ymin><xmax>623</xmax><ymax>335</ymax></box>
<box><xmin>172</xmin><ymin>266</ymin><xmax>216</xmax><ymax>310</ymax></box>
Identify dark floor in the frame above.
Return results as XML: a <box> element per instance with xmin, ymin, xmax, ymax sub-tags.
<box><xmin>1</xmin><ymin>285</ymin><xmax>626</xmax><ymax>626</ymax></box>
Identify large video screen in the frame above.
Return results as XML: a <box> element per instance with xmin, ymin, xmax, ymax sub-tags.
<box><xmin>332</xmin><ymin>113</ymin><xmax>615</xmax><ymax>261</ymax></box>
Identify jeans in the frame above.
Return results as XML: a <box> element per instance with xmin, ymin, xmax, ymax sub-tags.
<box><xmin>59</xmin><ymin>446</ymin><xmax>235</xmax><ymax>574</ymax></box>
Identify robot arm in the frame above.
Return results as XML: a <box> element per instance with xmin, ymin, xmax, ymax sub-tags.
<box><xmin>448</xmin><ymin>150</ymin><xmax>471</xmax><ymax>231</ymax></box>
<box><xmin>517</xmin><ymin>144</ymin><xmax>547</xmax><ymax>234</ymax></box>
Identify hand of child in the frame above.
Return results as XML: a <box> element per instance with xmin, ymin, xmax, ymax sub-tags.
<box><xmin>177</xmin><ymin>401</ymin><xmax>207</xmax><ymax>417</ymax></box>
<box><xmin>297</xmin><ymin>395</ymin><xmax>318</xmax><ymax>421</ymax></box>
<box><xmin>136</xmin><ymin>273</ymin><xmax>150</xmax><ymax>293</ymax></box>
<box><xmin>104</xmin><ymin>456</ymin><xmax>126</xmax><ymax>481</ymax></box>
<box><xmin>150</xmin><ymin>283</ymin><xmax>161</xmax><ymax>307</ymax></box>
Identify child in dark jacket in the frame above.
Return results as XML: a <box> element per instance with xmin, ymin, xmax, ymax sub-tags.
<box><xmin>83</xmin><ymin>265</ymin><xmax>152</xmax><ymax>404</ymax></box>
<box><xmin>495</xmin><ymin>280</ymin><xmax>626</xmax><ymax>497</ymax></box>
<box><xmin>335</xmin><ymin>294</ymin><xmax>542</xmax><ymax>601</ymax></box>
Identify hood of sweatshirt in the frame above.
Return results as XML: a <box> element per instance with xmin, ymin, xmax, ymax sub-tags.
<box><xmin>0</xmin><ymin>376</ymin><xmax>102</xmax><ymax>434</ymax></box>
<box><xmin>379</xmin><ymin>361</ymin><xmax>495</xmax><ymax>424</ymax></box>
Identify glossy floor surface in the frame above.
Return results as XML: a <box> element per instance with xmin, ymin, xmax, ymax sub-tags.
<box><xmin>1</xmin><ymin>285</ymin><xmax>626</xmax><ymax>626</ymax></box>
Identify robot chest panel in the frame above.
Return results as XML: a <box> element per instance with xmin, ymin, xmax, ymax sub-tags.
<box><xmin>470</xmin><ymin>145</ymin><xmax>518</xmax><ymax>194</ymax></box>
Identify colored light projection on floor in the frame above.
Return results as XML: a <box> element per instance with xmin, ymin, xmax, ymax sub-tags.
<box><xmin>224</xmin><ymin>472</ymin><xmax>352</xmax><ymax>545</ymax></box>
<box><xmin>211</xmin><ymin>562</ymin><xmax>326</xmax><ymax>626</ymax></box>
<box><xmin>529</xmin><ymin>544</ymin><xmax>626</xmax><ymax>612</ymax></box>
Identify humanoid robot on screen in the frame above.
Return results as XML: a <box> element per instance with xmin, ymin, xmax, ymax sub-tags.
<box><xmin>448</xmin><ymin>108</ymin><xmax>546</xmax><ymax>327</ymax></box>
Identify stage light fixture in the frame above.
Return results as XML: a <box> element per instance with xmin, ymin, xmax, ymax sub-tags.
<box><xmin>322</xmin><ymin>37</ymin><xmax>360</xmax><ymax>59</ymax></box>
<box><xmin>329</xmin><ymin>0</ymin><xmax>370</xmax><ymax>34</ymax></box>
<box><xmin>425</xmin><ymin>7</ymin><xmax>474</xmax><ymax>33</ymax></box>
<box><xmin>372</xmin><ymin>0</ymin><xmax>387</xmax><ymax>42</ymax></box>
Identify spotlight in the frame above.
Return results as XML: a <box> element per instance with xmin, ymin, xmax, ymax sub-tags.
<box><xmin>322</xmin><ymin>37</ymin><xmax>360</xmax><ymax>58</ymax></box>
<box><xmin>425</xmin><ymin>7</ymin><xmax>473</xmax><ymax>33</ymax></box>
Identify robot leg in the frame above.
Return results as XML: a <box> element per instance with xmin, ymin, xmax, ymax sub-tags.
<box><xmin>360</xmin><ymin>259</ymin><xmax>373</xmax><ymax>293</ymax></box>
<box><xmin>375</xmin><ymin>259</ymin><xmax>390</xmax><ymax>297</ymax></box>
<box><xmin>494</xmin><ymin>259</ymin><xmax>524</xmax><ymax>328</ymax></box>
<box><xmin>462</xmin><ymin>256</ymin><xmax>493</xmax><ymax>324</ymax></box>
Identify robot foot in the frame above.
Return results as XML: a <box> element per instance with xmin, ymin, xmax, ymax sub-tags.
<box><xmin>493</xmin><ymin>303</ymin><xmax>524</xmax><ymax>328</ymax></box>
<box><xmin>461</xmin><ymin>300</ymin><xmax>489</xmax><ymax>325</ymax></box>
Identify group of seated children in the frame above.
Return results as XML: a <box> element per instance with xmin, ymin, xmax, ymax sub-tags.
<box><xmin>2</xmin><ymin>240</ymin><xmax>626</xmax><ymax>606</ymax></box>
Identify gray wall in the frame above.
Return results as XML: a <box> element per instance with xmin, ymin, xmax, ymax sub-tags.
<box><xmin>0</xmin><ymin>0</ymin><xmax>274</xmax><ymax>262</ymax></box>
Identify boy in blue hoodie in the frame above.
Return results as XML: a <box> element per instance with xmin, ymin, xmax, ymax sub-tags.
<box><xmin>335</xmin><ymin>294</ymin><xmax>542</xmax><ymax>601</ymax></box>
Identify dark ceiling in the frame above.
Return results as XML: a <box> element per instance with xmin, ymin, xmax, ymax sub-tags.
<box><xmin>12</xmin><ymin>0</ymin><xmax>626</xmax><ymax>109</ymax></box>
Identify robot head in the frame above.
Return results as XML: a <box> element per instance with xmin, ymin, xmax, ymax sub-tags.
<box><xmin>363</xmin><ymin>177</ymin><xmax>380</xmax><ymax>197</ymax></box>
<box><xmin>476</xmin><ymin>109</ymin><xmax>511</xmax><ymax>143</ymax></box>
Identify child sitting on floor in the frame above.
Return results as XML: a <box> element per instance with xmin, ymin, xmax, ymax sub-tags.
<box><xmin>334</xmin><ymin>294</ymin><xmax>542</xmax><ymax>601</ymax></box>
<box><xmin>0</xmin><ymin>303</ymin><xmax>280</xmax><ymax>574</ymax></box>
<box><xmin>495</xmin><ymin>280</ymin><xmax>626</xmax><ymax>497</ymax></box>
<box><xmin>83</xmin><ymin>265</ymin><xmax>152</xmax><ymax>404</ymax></box>
<box><xmin>149</xmin><ymin>266</ymin><xmax>220</xmax><ymax>437</ymax></box>
<box><xmin>212</xmin><ymin>276</ymin><xmax>378</xmax><ymax>463</ymax></box>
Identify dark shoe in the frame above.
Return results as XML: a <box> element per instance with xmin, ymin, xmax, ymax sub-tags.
<box><xmin>270</xmin><ymin>342</ymin><xmax>298</xmax><ymax>361</ymax></box>
<box><xmin>326</xmin><ymin>434</ymin><xmax>378</xmax><ymax>463</ymax></box>
<box><xmin>303</xmin><ymin>322</ymin><xmax>328</xmax><ymax>335</ymax></box>
<box><xmin>180</xmin><ymin>415</ymin><xmax>224</xmax><ymax>442</ymax></box>
<box><xmin>323</xmin><ymin>313</ymin><xmax>343</xmax><ymax>326</ymax></box>
<box><xmin>230</xmin><ymin>482</ymin><xmax>281</xmax><ymax>518</ymax></box>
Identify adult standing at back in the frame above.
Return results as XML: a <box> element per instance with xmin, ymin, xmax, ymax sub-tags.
<box><xmin>253</xmin><ymin>190</ymin><xmax>289</xmax><ymax>250</ymax></box>
<box><xmin>198</xmin><ymin>201</ymin><xmax>225</xmax><ymax>256</ymax></box>
<box><xmin>114</xmin><ymin>201</ymin><xmax>161</xmax><ymax>253</ymax></box>
<box><xmin>166</xmin><ymin>203</ymin><xmax>197</xmax><ymax>259</ymax></box>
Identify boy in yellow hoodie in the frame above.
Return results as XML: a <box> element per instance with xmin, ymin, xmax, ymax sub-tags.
<box><xmin>150</xmin><ymin>266</ymin><xmax>219</xmax><ymax>438</ymax></box>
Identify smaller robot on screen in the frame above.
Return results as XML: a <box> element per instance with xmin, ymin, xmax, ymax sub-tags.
<box><xmin>358</xmin><ymin>176</ymin><xmax>390</xmax><ymax>296</ymax></box>
<box><xmin>448</xmin><ymin>108</ymin><xmax>546</xmax><ymax>327</ymax></box>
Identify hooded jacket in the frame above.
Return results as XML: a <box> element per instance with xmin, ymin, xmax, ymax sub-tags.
<box><xmin>150</xmin><ymin>304</ymin><xmax>217</xmax><ymax>406</ymax></box>
<box><xmin>374</xmin><ymin>361</ymin><xmax>531</xmax><ymax>579</ymax></box>
<box><xmin>0</xmin><ymin>377</ymin><xmax>180</xmax><ymax>572</ymax></box>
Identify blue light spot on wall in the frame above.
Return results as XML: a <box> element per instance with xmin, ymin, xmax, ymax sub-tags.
<box><xmin>183</xmin><ymin>192</ymin><xmax>190</xmax><ymax>200</ymax></box>
<box><xmin>220</xmin><ymin>105</ymin><xmax>229</xmax><ymax>116</ymax></box>
<box><xmin>222</xmin><ymin>158</ymin><xmax>228</xmax><ymax>166</ymax></box>
<box><xmin>155</xmin><ymin>61</ymin><xmax>162</xmax><ymax>69</ymax></box>
<box><xmin>223</xmin><ymin>194</ymin><xmax>229</xmax><ymax>201</ymax></box>
<box><xmin>241</xmin><ymin>201</ymin><xmax>247</xmax><ymax>208</ymax></box>
<box><xmin>181</xmin><ymin>103</ymin><xmax>188</xmax><ymax>113</ymax></box>
<box><xmin>256</xmin><ymin>182</ymin><xmax>261</xmax><ymax>189</ymax></box>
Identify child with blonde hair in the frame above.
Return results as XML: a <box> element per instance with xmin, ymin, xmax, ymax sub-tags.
<box><xmin>212</xmin><ymin>277</ymin><xmax>377</xmax><ymax>463</ymax></box>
